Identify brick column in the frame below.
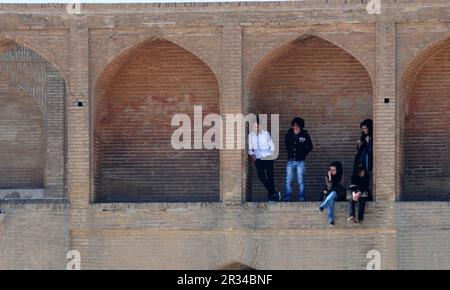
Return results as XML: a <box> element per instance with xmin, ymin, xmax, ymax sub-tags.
<box><xmin>220</xmin><ymin>24</ymin><xmax>244</xmax><ymax>205</ymax></box>
<box><xmin>374</xmin><ymin>22</ymin><xmax>397</xmax><ymax>203</ymax></box>
<box><xmin>44</xmin><ymin>64</ymin><xmax>66</xmax><ymax>197</ymax></box>
<box><xmin>373</xmin><ymin>22</ymin><xmax>399</xmax><ymax>270</ymax></box>
<box><xmin>67</xmin><ymin>19</ymin><xmax>90</xmax><ymax>221</ymax></box>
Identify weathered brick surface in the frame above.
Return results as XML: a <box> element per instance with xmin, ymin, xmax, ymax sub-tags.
<box><xmin>0</xmin><ymin>203</ymin><xmax>70</xmax><ymax>270</ymax></box>
<box><xmin>248</xmin><ymin>36</ymin><xmax>373</xmax><ymax>201</ymax></box>
<box><xmin>0</xmin><ymin>45</ymin><xmax>66</xmax><ymax>197</ymax></box>
<box><xmin>404</xmin><ymin>43</ymin><xmax>450</xmax><ymax>200</ymax></box>
<box><xmin>0</xmin><ymin>74</ymin><xmax>44</xmax><ymax>188</ymax></box>
<box><xmin>1</xmin><ymin>1</ymin><xmax>450</xmax><ymax>270</ymax></box>
<box><xmin>94</xmin><ymin>39</ymin><xmax>220</xmax><ymax>202</ymax></box>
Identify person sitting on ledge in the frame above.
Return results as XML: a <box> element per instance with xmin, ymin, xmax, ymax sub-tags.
<box><xmin>347</xmin><ymin>163</ymin><xmax>370</xmax><ymax>224</ymax></box>
<box><xmin>319</xmin><ymin>161</ymin><xmax>346</xmax><ymax>225</ymax></box>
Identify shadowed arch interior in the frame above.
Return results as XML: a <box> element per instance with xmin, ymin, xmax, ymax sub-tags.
<box><xmin>0</xmin><ymin>42</ymin><xmax>66</xmax><ymax>196</ymax></box>
<box><xmin>0</xmin><ymin>74</ymin><xmax>44</xmax><ymax>188</ymax></box>
<box><xmin>94</xmin><ymin>38</ymin><xmax>220</xmax><ymax>202</ymax></box>
<box><xmin>246</xmin><ymin>36</ymin><xmax>373</xmax><ymax>201</ymax></box>
<box><xmin>402</xmin><ymin>39</ymin><xmax>450</xmax><ymax>201</ymax></box>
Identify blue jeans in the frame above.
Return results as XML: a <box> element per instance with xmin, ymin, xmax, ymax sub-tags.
<box><xmin>285</xmin><ymin>160</ymin><xmax>306</xmax><ymax>201</ymax></box>
<box><xmin>320</xmin><ymin>191</ymin><xmax>337</xmax><ymax>222</ymax></box>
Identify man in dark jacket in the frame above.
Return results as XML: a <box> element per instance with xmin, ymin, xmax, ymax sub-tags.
<box><xmin>284</xmin><ymin>117</ymin><xmax>313</xmax><ymax>202</ymax></box>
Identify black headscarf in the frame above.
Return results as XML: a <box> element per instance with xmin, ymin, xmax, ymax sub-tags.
<box><xmin>360</xmin><ymin>119</ymin><xmax>373</xmax><ymax>139</ymax></box>
<box><xmin>330</xmin><ymin>161</ymin><xmax>343</xmax><ymax>187</ymax></box>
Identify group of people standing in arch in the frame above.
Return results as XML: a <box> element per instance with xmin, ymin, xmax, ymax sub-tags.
<box><xmin>248</xmin><ymin>117</ymin><xmax>373</xmax><ymax>226</ymax></box>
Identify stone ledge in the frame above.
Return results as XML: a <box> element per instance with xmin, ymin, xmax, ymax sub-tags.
<box><xmin>396</xmin><ymin>201</ymin><xmax>450</xmax><ymax>208</ymax></box>
<box><xmin>243</xmin><ymin>201</ymin><xmax>376</xmax><ymax>209</ymax></box>
<box><xmin>0</xmin><ymin>199</ymin><xmax>69</xmax><ymax>212</ymax></box>
<box><xmin>0</xmin><ymin>188</ymin><xmax>44</xmax><ymax>199</ymax></box>
<box><xmin>0</xmin><ymin>0</ymin><xmax>445</xmax><ymax>12</ymax></box>
<box><xmin>93</xmin><ymin>201</ymin><xmax>223</xmax><ymax>212</ymax></box>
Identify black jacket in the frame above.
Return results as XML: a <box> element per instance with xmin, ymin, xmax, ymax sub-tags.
<box><xmin>346</xmin><ymin>172</ymin><xmax>371</xmax><ymax>201</ymax></box>
<box><xmin>285</xmin><ymin>128</ymin><xmax>313</xmax><ymax>161</ymax></box>
<box><xmin>323</xmin><ymin>175</ymin><xmax>346</xmax><ymax>202</ymax></box>
<box><xmin>354</xmin><ymin>136</ymin><xmax>373</xmax><ymax>173</ymax></box>
<box><xmin>351</xmin><ymin>173</ymin><xmax>370</xmax><ymax>194</ymax></box>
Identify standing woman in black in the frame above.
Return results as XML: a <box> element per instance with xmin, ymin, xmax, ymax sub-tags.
<box><xmin>354</xmin><ymin>118</ymin><xmax>373</xmax><ymax>200</ymax></box>
<box><xmin>354</xmin><ymin>119</ymin><xmax>373</xmax><ymax>174</ymax></box>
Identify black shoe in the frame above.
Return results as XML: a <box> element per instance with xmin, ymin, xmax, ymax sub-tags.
<box><xmin>319</xmin><ymin>206</ymin><xmax>324</xmax><ymax>213</ymax></box>
<box><xmin>329</xmin><ymin>220</ymin><xmax>335</xmax><ymax>225</ymax></box>
<box><xmin>269</xmin><ymin>192</ymin><xmax>281</xmax><ymax>202</ymax></box>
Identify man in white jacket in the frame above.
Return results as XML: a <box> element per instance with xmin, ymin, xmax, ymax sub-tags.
<box><xmin>248</xmin><ymin>119</ymin><xmax>281</xmax><ymax>202</ymax></box>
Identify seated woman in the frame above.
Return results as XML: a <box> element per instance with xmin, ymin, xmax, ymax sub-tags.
<box><xmin>347</xmin><ymin>163</ymin><xmax>370</xmax><ymax>224</ymax></box>
<box><xmin>319</xmin><ymin>161</ymin><xmax>345</xmax><ymax>225</ymax></box>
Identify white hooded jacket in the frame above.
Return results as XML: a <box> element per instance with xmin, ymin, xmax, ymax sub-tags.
<box><xmin>248</xmin><ymin>129</ymin><xmax>275</xmax><ymax>159</ymax></box>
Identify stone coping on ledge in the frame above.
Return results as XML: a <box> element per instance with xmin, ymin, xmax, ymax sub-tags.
<box><xmin>243</xmin><ymin>201</ymin><xmax>375</xmax><ymax>209</ymax></box>
<box><xmin>0</xmin><ymin>188</ymin><xmax>44</xmax><ymax>199</ymax></box>
<box><xmin>94</xmin><ymin>201</ymin><xmax>223</xmax><ymax>212</ymax></box>
<box><xmin>92</xmin><ymin>201</ymin><xmax>376</xmax><ymax>212</ymax></box>
<box><xmin>0</xmin><ymin>1</ymin><xmax>406</xmax><ymax>11</ymax></box>
<box><xmin>0</xmin><ymin>0</ymin><xmax>442</xmax><ymax>9</ymax></box>
<box><xmin>0</xmin><ymin>198</ymin><xmax>69</xmax><ymax>207</ymax></box>
<box><xmin>0</xmin><ymin>199</ymin><xmax>449</xmax><ymax>212</ymax></box>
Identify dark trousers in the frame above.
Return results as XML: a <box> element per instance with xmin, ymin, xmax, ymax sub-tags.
<box><xmin>348</xmin><ymin>197</ymin><xmax>367</xmax><ymax>221</ymax></box>
<box><xmin>255</xmin><ymin>159</ymin><xmax>276</xmax><ymax>200</ymax></box>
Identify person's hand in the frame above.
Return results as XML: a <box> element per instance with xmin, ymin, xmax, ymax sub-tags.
<box><xmin>251</xmin><ymin>155</ymin><xmax>257</xmax><ymax>163</ymax></box>
<box><xmin>328</xmin><ymin>170</ymin><xmax>332</xmax><ymax>180</ymax></box>
<box><xmin>357</xmin><ymin>140</ymin><xmax>362</xmax><ymax>149</ymax></box>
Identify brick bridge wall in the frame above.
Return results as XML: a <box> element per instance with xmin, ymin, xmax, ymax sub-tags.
<box><xmin>94</xmin><ymin>39</ymin><xmax>220</xmax><ymax>202</ymax></box>
<box><xmin>248</xmin><ymin>36</ymin><xmax>373</xmax><ymax>201</ymax></box>
<box><xmin>0</xmin><ymin>1</ymin><xmax>450</xmax><ymax>269</ymax></box>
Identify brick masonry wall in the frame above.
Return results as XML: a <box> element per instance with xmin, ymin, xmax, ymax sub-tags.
<box><xmin>0</xmin><ymin>45</ymin><xmax>66</xmax><ymax>197</ymax></box>
<box><xmin>2</xmin><ymin>1</ymin><xmax>450</xmax><ymax>270</ymax></box>
<box><xmin>249</xmin><ymin>36</ymin><xmax>373</xmax><ymax>201</ymax></box>
<box><xmin>94</xmin><ymin>39</ymin><xmax>220</xmax><ymax>202</ymax></box>
<box><xmin>404</xmin><ymin>43</ymin><xmax>450</xmax><ymax>200</ymax></box>
<box><xmin>0</xmin><ymin>203</ymin><xmax>70</xmax><ymax>270</ymax></box>
<box><xmin>0</xmin><ymin>74</ymin><xmax>44</xmax><ymax>188</ymax></box>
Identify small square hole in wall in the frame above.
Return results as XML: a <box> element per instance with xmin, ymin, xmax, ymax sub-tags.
<box><xmin>77</xmin><ymin>101</ymin><xmax>84</xmax><ymax>107</ymax></box>
<box><xmin>384</xmin><ymin>98</ymin><xmax>390</xmax><ymax>104</ymax></box>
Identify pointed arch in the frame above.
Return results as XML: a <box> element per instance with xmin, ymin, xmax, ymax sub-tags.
<box><xmin>94</xmin><ymin>34</ymin><xmax>222</xmax><ymax>97</ymax></box>
<box><xmin>400</xmin><ymin>35</ymin><xmax>450</xmax><ymax>201</ymax></box>
<box><xmin>93</xmin><ymin>37</ymin><xmax>221</xmax><ymax>203</ymax></box>
<box><xmin>0</xmin><ymin>34</ymin><xmax>69</xmax><ymax>84</ymax></box>
<box><xmin>246</xmin><ymin>35</ymin><xmax>374</xmax><ymax>201</ymax></box>
<box><xmin>0</xmin><ymin>73</ymin><xmax>44</xmax><ymax>190</ymax></box>
<box><xmin>246</xmin><ymin>33</ymin><xmax>374</xmax><ymax>95</ymax></box>
<box><xmin>0</xmin><ymin>38</ymin><xmax>67</xmax><ymax>197</ymax></box>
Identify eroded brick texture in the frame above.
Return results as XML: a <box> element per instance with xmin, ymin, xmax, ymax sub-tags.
<box><xmin>0</xmin><ymin>74</ymin><xmax>44</xmax><ymax>188</ymax></box>
<box><xmin>404</xmin><ymin>43</ymin><xmax>450</xmax><ymax>200</ymax></box>
<box><xmin>94</xmin><ymin>39</ymin><xmax>220</xmax><ymax>202</ymax></box>
<box><xmin>249</xmin><ymin>37</ymin><xmax>373</xmax><ymax>201</ymax></box>
<box><xmin>1</xmin><ymin>0</ymin><xmax>450</xmax><ymax>271</ymax></box>
<box><xmin>0</xmin><ymin>45</ymin><xmax>65</xmax><ymax>196</ymax></box>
